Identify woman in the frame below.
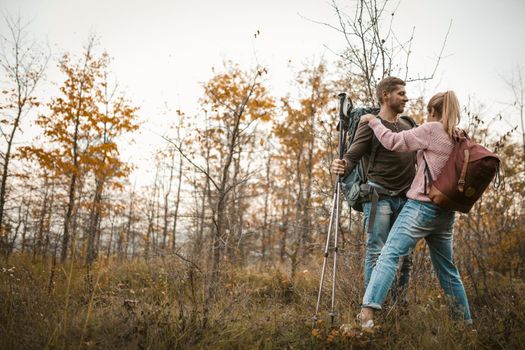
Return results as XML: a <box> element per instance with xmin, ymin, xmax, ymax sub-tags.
<box><xmin>357</xmin><ymin>90</ymin><xmax>472</xmax><ymax>328</ymax></box>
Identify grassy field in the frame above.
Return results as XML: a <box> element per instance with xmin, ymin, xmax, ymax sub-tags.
<box><xmin>1</xmin><ymin>254</ymin><xmax>524</xmax><ymax>349</ymax></box>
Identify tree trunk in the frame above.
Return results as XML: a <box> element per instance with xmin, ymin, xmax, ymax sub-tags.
<box><xmin>61</xmin><ymin>171</ymin><xmax>77</xmax><ymax>263</ymax></box>
<box><xmin>106</xmin><ymin>216</ymin><xmax>115</xmax><ymax>259</ymax></box>
<box><xmin>86</xmin><ymin>179</ymin><xmax>103</xmax><ymax>265</ymax></box>
<box><xmin>162</xmin><ymin>151</ymin><xmax>175</xmax><ymax>252</ymax></box>
<box><xmin>261</xmin><ymin>154</ymin><xmax>271</xmax><ymax>260</ymax></box>
<box><xmin>210</xmin><ymin>107</ymin><xmax>244</xmax><ymax>283</ymax></box>
<box><xmin>0</xmin><ymin>111</ymin><xmax>21</xmax><ymax>256</ymax></box>
<box><xmin>172</xmin><ymin>156</ymin><xmax>183</xmax><ymax>253</ymax></box>
<box><xmin>20</xmin><ymin>199</ymin><xmax>31</xmax><ymax>253</ymax></box>
<box><xmin>194</xmin><ymin>116</ymin><xmax>212</xmax><ymax>259</ymax></box>
<box><xmin>60</xmin><ymin>74</ymin><xmax>85</xmax><ymax>263</ymax></box>
<box><xmin>123</xmin><ymin>190</ymin><xmax>134</xmax><ymax>261</ymax></box>
<box><xmin>34</xmin><ymin>176</ymin><xmax>50</xmax><ymax>261</ymax></box>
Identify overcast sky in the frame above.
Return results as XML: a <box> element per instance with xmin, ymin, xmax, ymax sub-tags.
<box><xmin>2</xmin><ymin>0</ymin><xmax>524</xmax><ymax>184</ymax></box>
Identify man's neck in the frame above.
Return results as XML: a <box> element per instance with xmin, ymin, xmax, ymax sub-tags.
<box><xmin>378</xmin><ymin>106</ymin><xmax>398</xmax><ymax>122</ymax></box>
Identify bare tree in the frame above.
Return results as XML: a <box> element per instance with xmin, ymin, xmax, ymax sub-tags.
<box><xmin>0</xmin><ymin>13</ymin><xmax>49</xmax><ymax>256</ymax></box>
<box><xmin>121</xmin><ymin>186</ymin><xmax>137</xmax><ymax>260</ymax></box>
<box><xmin>305</xmin><ymin>0</ymin><xmax>450</xmax><ymax>104</ymax></box>
<box><xmin>502</xmin><ymin>65</ymin><xmax>525</xmax><ymax>170</ymax></box>
<box><xmin>170</xmin><ymin>113</ymin><xmax>185</xmax><ymax>253</ymax></box>
<box><xmin>156</xmin><ymin>109</ymin><xmax>186</xmax><ymax>255</ymax></box>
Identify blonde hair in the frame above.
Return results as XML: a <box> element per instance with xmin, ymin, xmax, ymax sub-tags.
<box><xmin>427</xmin><ymin>90</ymin><xmax>461</xmax><ymax>138</ymax></box>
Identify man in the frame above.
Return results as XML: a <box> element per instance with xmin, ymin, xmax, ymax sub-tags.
<box><xmin>332</xmin><ymin>76</ymin><xmax>416</xmax><ymax>298</ymax></box>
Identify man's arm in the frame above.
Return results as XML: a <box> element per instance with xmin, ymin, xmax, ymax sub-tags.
<box><xmin>341</xmin><ymin>121</ymin><xmax>373</xmax><ymax>175</ymax></box>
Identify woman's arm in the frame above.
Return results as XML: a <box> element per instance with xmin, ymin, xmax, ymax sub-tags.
<box><xmin>364</xmin><ymin>116</ymin><xmax>433</xmax><ymax>152</ymax></box>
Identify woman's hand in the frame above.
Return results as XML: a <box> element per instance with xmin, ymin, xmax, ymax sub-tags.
<box><xmin>360</xmin><ymin>114</ymin><xmax>377</xmax><ymax>123</ymax></box>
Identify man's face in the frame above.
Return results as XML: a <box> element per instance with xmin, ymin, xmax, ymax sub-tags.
<box><xmin>383</xmin><ymin>85</ymin><xmax>408</xmax><ymax>114</ymax></box>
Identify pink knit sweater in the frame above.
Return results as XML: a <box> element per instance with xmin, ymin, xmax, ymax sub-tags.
<box><xmin>368</xmin><ymin>118</ymin><xmax>454</xmax><ymax>202</ymax></box>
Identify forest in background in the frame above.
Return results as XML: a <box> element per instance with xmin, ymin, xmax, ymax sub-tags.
<box><xmin>1</xmin><ymin>1</ymin><xmax>524</xmax><ymax>349</ymax></box>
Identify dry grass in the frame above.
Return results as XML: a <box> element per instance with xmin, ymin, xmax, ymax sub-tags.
<box><xmin>0</xmin><ymin>253</ymin><xmax>524</xmax><ymax>349</ymax></box>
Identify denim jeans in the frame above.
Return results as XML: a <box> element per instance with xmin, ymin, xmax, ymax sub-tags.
<box><xmin>362</xmin><ymin>199</ymin><xmax>472</xmax><ymax>322</ymax></box>
<box><xmin>362</xmin><ymin>197</ymin><xmax>412</xmax><ymax>296</ymax></box>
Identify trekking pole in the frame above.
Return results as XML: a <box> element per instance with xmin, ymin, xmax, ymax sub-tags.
<box><xmin>312</xmin><ymin>93</ymin><xmax>352</xmax><ymax>328</ymax></box>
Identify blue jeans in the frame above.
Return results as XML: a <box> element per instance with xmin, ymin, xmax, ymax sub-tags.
<box><xmin>362</xmin><ymin>197</ymin><xmax>412</xmax><ymax>295</ymax></box>
<box><xmin>362</xmin><ymin>199</ymin><xmax>472</xmax><ymax>322</ymax></box>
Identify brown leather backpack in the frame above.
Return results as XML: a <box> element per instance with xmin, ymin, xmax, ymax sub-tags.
<box><xmin>425</xmin><ymin>130</ymin><xmax>500</xmax><ymax>213</ymax></box>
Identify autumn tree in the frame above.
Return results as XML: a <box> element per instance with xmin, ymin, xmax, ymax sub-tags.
<box><xmin>272</xmin><ymin>61</ymin><xmax>334</xmax><ymax>276</ymax></box>
<box><xmin>0</xmin><ymin>14</ymin><xmax>49</xmax><ymax>256</ymax></box>
<box><xmin>84</xmin><ymin>71</ymin><xmax>139</xmax><ymax>265</ymax></box>
<box><xmin>19</xmin><ymin>37</ymin><xmax>138</xmax><ymax>263</ymax></box>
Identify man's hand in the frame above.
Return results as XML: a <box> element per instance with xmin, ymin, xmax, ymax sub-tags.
<box><xmin>360</xmin><ymin>113</ymin><xmax>377</xmax><ymax>123</ymax></box>
<box><xmin>331</xmin><ymin>159</ymin><xmax>347</xmax><ymax>176</ymax></box>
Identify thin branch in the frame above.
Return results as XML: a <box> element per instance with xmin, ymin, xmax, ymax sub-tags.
<box><xmin>173</xmin><ymin>248</ymin><xmax>203</xmax><ymax>273</ymax></box>
<box><xmin>298</xmin><ymin>12</ymin><xmax>348</xmax><ymax>35</ymax></box>
<box><xmin>403</xmin><ymin>26</ymin><xmax>416</xmax><ymax>81</ymax></box>
<box><xmin>152</xmin><ymin>129</ymin><xmax>220</xmax><ymax>192</ymax></box>
<box><xmin>406</xmin><ymin>19</ymin><xmax>452</xmax><ymax>83</ymax></box>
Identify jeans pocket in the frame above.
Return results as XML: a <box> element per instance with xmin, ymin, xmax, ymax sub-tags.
<box><xmin>414</xmin><ymin>201</ymin><xmax>440</xmax><ymax>228</ymax></box>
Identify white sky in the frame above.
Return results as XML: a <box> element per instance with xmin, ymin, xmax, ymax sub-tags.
<box><xmin>2</xmin><ymin>0</ymin><xmax>525</xmax><ymax>186</ymax></box>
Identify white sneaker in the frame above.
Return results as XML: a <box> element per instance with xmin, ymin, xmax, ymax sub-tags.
<box><xmin>361</xmin><ymin>319</ymin><xmax>374</xmax><ymax>329</ymax></box>
<box><xmin>356</xmin><ymin>312</ymin><xmax>374</xmax><ymax>329</ymax></box>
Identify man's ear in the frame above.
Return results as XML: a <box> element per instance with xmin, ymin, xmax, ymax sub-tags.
<box><xmin>381</xmin><ymin>90</ymin><xmax>389</xmax><ymax>103</ymax></box>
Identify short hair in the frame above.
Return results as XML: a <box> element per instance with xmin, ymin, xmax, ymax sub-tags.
<box><xmin>376</xmin><ymin>77</ymin><xmax>406</xmax><ymax>104</ymax></box>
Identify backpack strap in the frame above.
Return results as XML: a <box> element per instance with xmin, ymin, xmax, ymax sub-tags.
<box><xmin>399</xmin><ymin>115</ymin><xmax>418</xmax><ymax>128</ymax></box>
<box><xmin>367</xmin><ymin>188</ymin><xmax>380</xmax><ymax>234</ymax></box>
<box><xmin>362</xmin><ymin>182</ymin><xmax>406</xmax><ymax>234</ymax></box>
<box><xmin>365</xmin><ymin>136</ymin><xmax>381</xmax><ymax>178</ymax></box>
<box><xmin>423</xmin><ymin>154</ymin><xmax>433</xmax><ymax>195</ymax></box>
<box><xmin>364</xmin><ymin>136</ymin><xmax>381</xmax><ymax>233</ymax></box>
<box><xmin>458</xmin><ymin>149</ymin><xmax>470</xmax><ymax>192</ymax></box>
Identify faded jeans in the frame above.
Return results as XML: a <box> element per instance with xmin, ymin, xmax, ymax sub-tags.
<box><xmin>362</xmin><ymin>199</ymin><xmax>472</xmax><ymax>322</ymax></box>
<box><xmin>362</xmin><ymin>197</ymin><xmax>412</xmax><ymax>300</ymax></box>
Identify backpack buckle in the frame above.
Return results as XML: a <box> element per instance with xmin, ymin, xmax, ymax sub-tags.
<box><xmin>458</xmin><ymin>179</ymin><xmax>466</xmax><ymax>192</ymax></box>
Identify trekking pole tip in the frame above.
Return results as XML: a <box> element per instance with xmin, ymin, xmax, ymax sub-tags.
<box><xmin>311</xmin><ymin>315</ymin><xmax>318</xmax><ymax>328</ymax></box>
<box><xmin>329</xmin><ymin>311</ymin><xmax>337</xmax><ymax>326</ymax></box>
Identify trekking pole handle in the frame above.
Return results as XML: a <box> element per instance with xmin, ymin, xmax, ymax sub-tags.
<box><xmin>337</xmin><ymin>93</ymin><xmax>352</xmax><ymax>160</ymax></box>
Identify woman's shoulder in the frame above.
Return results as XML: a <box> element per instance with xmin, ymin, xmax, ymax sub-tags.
<box><xmin>421</xmin><ymin>121</ymin><xmax>443</xmax><ymax>128</ymax></box>
<box><xmin>421</xmin><ymin>122</ymin><xmax>453</xmax><ymax>147</ymax></box>
<box><xmin>418</xmin><ymin>121</ymin><xmax>445</xmax><ymax>134</ymax></box>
